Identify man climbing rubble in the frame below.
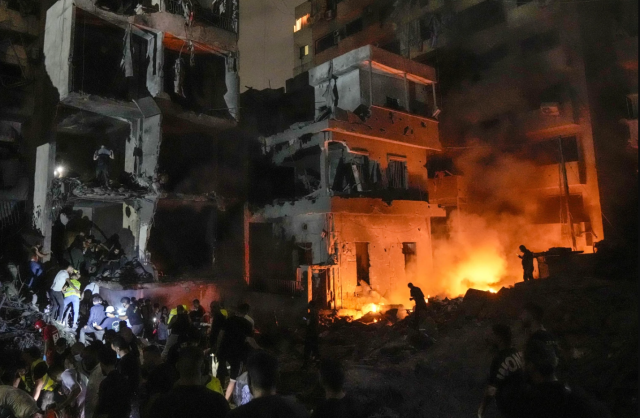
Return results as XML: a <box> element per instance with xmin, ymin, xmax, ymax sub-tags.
<box><xmin>408</xmin><ymin>283</ymin><xmax>428</xmax><ymax>330</ymax></box>
<box><xmin>93</xmin><ymin>145</ymin><xmax>114</xmax><ymax>188</ymax></box>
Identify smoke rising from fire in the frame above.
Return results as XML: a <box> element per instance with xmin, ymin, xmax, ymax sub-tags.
<box><xmin>425</xmin><ymin>145</ymin><xmax>568</xmax><ymax>297</ymax></box>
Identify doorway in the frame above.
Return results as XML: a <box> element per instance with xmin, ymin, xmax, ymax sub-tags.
<box><xmin>355</xmin><ymin>242</ymin><xmax>370</xmax><ymax>285</ymax></box>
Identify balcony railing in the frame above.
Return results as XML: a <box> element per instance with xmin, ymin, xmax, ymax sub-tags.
<box><xmin>165</xmin><ymin>0</ymin><xmax>238</xmax><ymax>34</ymax></box>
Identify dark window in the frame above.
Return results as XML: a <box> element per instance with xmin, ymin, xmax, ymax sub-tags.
<box><xmin>385</xmin><ymin>96</ymin><xmax>402</xmax><ymax>110</ymax></box>
<box><xmin>526</xmin><ymin>136</ymin><xmax>579</xmax><ymax>166</ymax></box>
<box><xmin>535</xmin><ymin>194</ymin><xmax>588</xmax><ymax>224</ymax></box>
<box><xmin>381</xmin><ymin>40</ymin><xmax>402</xmax><ymax>55</ymax></box>
<box><xmin>387</xmin><ymin>159</ymin><xmax>408</xmax><ymax>189</ymax></box>
<box><xmin>457</xmin><ymin>0</ymin><xmax>505</xmax><ymax>35</ymax></box>
<box><xmin>295</xmin><ymin>243</ymin><xmax>313</xmax><ymax>266</ymax></box>
<box><xmin>403</xmin><ymin>243</ymin><xmax>417</xmax><ymax>282</ymax></box>
<box><xmin>355</xmin><ymin>243</ymin><xmax>370</xmax><ymax>285</ymax></box>
<box><xmin>521</xmin><ymin>31</ymin><xmax>560</xmax><ymax>55</ymax></box>
<box><xmin>476</xmin><ymin>44</ymin><xmax>509</xmax><ymax>70</ymax></box>
<box><xmin>345</xmin><ymin>18</ymin><xmax>364</xmax><ymax>36</ymax></box>
<box><xmin>316</xmin><ymin>33</ymin><xmax>337</xmax><ymax>54</ymax></box>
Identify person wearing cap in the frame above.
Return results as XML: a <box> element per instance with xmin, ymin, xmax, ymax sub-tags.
<box><xmin>34</xmin><ymin>320</ymin><xmax>59</xmax><ymax>366</ymax></box>
<box><xmin>93</xmin><ymin>307</ymin><xmax>120</xmax><ymax>342</ymax></box>
<box><xmin>61</xmin><ymin>273</ymin><xmax>82</xmax><ymax>328</ymax></box>
<box><xmin>79</xmin><ymin>295</ymin><xmax>106</xmax><ymax>345</ymax></box>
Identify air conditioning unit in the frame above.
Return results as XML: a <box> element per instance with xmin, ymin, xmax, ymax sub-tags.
<box><xmin>325</xmin><ymin>9</ymin><xmax>334</xmax><ymax>20</ymax></box>
<box><xmin>540</xmin><ymin>102</ymin><xmax>560</xmax><ymax>116</ymax></box>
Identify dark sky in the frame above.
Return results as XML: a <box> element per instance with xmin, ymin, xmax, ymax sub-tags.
<box><xmin>238</xmin><ymin>0</ymin><xmax>301</xmax><ymax>92</ymax></box>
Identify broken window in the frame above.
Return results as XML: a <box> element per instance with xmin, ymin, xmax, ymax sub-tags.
<box><xmin>355</xmin><ymin>242</ymin><xmax>370</xmax><ymax>285</ymax></box>
<box><xmin>403</xmin><ymin>243</ymin><xmax>417</xmax><ymax>282</ymax></box>
<box><xmin>387</xmin><ymin>157</ymin><xmax>408</xmax><ymax>190</ymax></box>
<box><xmin>294</xmin><ymin>14</ymin><xmax>310</xmax><ymax>32</ymax></box>
<box><xmin>328</xmin><ymin>143</ymin><xmax>381</xmax><ymax>194</ymax></box>
<box><xmin>385</xmin><ymin>97</ymin><xmax>402</xmax><ymax>110</ymax></box>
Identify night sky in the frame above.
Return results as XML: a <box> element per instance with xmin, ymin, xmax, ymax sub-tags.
<box><xmin>238</xmin><ymin>0</ymin><xmax>301</xmax><ymax>92</ymax></box>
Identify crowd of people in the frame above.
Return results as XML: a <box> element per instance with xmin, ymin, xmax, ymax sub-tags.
<box><xmin>0</xmin><ymin>257</ymin><xmax>613</xmax><ymax>418</ymax></box>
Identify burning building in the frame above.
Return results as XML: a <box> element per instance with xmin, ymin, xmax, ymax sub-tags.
<box><xmin>248</xmin><ymin>45</ymin><xmax>445</xmax><ymax>310</ymax></box>
<box><xmin>284</xmin><ymin>0</ymin><xmax>638</xmax><ymax>296</ymax></box>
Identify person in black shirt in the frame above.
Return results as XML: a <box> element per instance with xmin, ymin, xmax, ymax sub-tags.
<box><xmin>408</xmin><ymin>283</ymin><xmax>428</xmax><ymax>330</ymax></box>
<box><xmin>312</xmin><ymin>359</ymin><xmax>361</xmax><ymax>418</ymax></box>
<box><xmin>228</xmin><ymin>351</ymin><xmax>309</xmax><ymax>418</ymax></box>
<box><xmin>149</xmin><ymin>346</ymin><xmax>229</xmax><ymax>418</ymax></box>
<box><xmin>303</xmin><ymin>301</ymin><xmax>320</xmax><ymax>369</ymax></box>
<box><xmin>519</xmin><ymin>340</ymin><xmax>611</xmax><ymax>418</ymax></box>
<box><xmin>518</xmin><ymin>245</ymin><xmax>535</xmax><ymax>282</ymax></box>
<box><xmin>478</xmin><ymin>324</ymin><xmax>524</xmax><ymax>418</ymax></box>
<box><xmin>140</xmin><ymin>345</ymin><xmax>179</xmax><ymax>418</ymax></box>
<box><xmin>111</xmin><ymin>336</ymin><xmax>140</xmax><ymax>396</ymax></box>
<box><xmin>208</xmin><ymin>301</ymin><xmax>226</xmax><ymax>350</ymax></box>
<box><xmin>96</xmin><ymin>346</ymin><xmax>131</xmax><ymax>418</ymax></box>
<box><xmin>189</xmin><ymin>299</ymin><xmax>206</xmax><ymax>324</ymax></box>
<box><xmin>217</xmin><ymin>304</ymin><xmax>260</xmax><ymax>400</ymax></box>
<box><xmin>119</xmin><ymin>297</ymin><xmax>144</xmax><ymax>336</ymax></box>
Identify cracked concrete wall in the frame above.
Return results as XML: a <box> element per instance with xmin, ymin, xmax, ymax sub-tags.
<box><xmin>44</xmin><ymin>0</ymin><xmax>74</xmax><ymax>100</ymax></box>
<box><xmin>224</xmin><ymin>54</ymin><xmax>240</xmax><ymax>121</ymax></box>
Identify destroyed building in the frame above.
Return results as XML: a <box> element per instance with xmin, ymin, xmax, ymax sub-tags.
<box><xmin>3</xmin><ymin>0</ymin><xmax>242</xmax><ymax>281</ymax></box>
<box><xmin>290</xmin><ymin>0</ymin><xmax>639</xmax><ymax>257</ymax></box>
<box><xmin>248</xmin><ymin>46</ymin><xmax>445</xmax><ymax>310</ymax></box>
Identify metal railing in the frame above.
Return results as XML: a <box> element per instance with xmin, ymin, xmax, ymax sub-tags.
<box><xmin>165</xmin><ymin>0</ymin><xmax>238</xmax><ymax>34</ymax></box>
<box><xmin>250</xmin><ymin>278</ymin><xmax>305</xmax><ymax>296</ymax></box>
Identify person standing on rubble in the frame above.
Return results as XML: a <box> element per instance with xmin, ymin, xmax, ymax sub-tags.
<box><xmin>93</xmin><ymin>145</ymin><xmax>114</xmax><ymax>188</ymax></box>
<box><xmin>518</xmin><ymin>245</ymin><xmax>535</xmax><ymax>282</ymax></box>
<box><xmin>119</xmin><ymin>297</ymin><xmax>144</xmax><ymax>337</ymax></box>
<box><xmin>61</xmin><ymin>272</ymin><xmax>82</xmax><ymax>329</ymax></box>
<box><xmin>50</xmin><ymin>265</ymin><xmax>77</xmax><ymax>325</ymax></box>
<box><xmin>408</xmin><ymin>283</ymin><xmax>428</xmax><ymax>330</ymax></box>
<box><xmin>478</xmin><ymin>324</ymin><xmax>525</xmax><ymax>418</ymax></box>
<box><xmin>34</xmin><ymin>320</ymin><xmax>59</xmax><ymax>366</ymax></box>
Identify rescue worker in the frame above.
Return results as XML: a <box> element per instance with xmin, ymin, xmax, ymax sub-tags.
<box><xmin>93</xmin><ymin>145</ymin><xmax>114</xmax><ymax>187</ymax></box>
<box><xmin>61</xmin><ymin>273</ymin><xmax>82</xmax><ymax>328</ymax></box>
<box><xmin>13</xmin><ymin>347</ymin><xmax>56</xmax><ymax>403</ymax></box>
<box><xmin>408</xmin><ymin>283</ymin><xmax>428</xmax><ymax>330</ymax></box>
<box><xmin>0</xmin><ymin>385</ymin><xmax>43</xmax><ymax>418</ymax></box>
<box><xmin>34</xmin><ymin>320</ymin><xmax>59</xmax><ymax>365</ymax></box>
<box><xmin>79</xmin><ymin>295</ymin><xmax>106</xmax><ymax>345</ymax></box>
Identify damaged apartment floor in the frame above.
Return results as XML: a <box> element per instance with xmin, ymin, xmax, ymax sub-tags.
<box><xmin>263</xmin><ymin>276</ymin><xmax>638</xmax><ymax>418</ymax></box>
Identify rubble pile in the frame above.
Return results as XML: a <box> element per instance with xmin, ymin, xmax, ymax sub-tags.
<box><xmin>0</xmin><ymin>279</ymin><xmax>45</xmax><ymax>351</ymax></box>
<box><xmin>276</xmin><ymin>277</ymin><xmax>637</xmax><ymax>418</ymax></box>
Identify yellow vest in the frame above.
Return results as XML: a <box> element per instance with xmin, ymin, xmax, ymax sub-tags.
<box><xmin>168</xmin><ymin>305</ymin><xmax>188</xmax><ymax>324</ymax></box>
<box><xmin>206</xmin><ymin>376</ymin><xmax>223</xmax><ymax>395</ymax></box>
<box><xmin>220</xmin><ymin>309</ymin><xmax>228</xmax><ymax>318</ymax></box>
<box><xmin>63</xmin><ymin>279</ymin><xmax>81</xmax><ymax>298</ymax></box>
<box><xmin>21</xmin><ymin>359</ymin><xmax>55</xmax><ymax>392</ymax></box>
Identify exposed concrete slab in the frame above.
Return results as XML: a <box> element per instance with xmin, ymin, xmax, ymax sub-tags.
<box><xmin>33</xmin><ymin>144</ymin><xmax>56</xmax><ymax>253</ymax></box>
<box><xmin>44</xmin><ymin>0</ymin><xmax>74</xmax><ymax>100</ymax></box>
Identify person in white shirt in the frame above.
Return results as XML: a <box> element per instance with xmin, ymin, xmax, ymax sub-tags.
<box><xmin>52</xmin><ymin>355</ymin><xmax>86</xmax><ymax>418</ymax></box>
<box><xmin>50</xmin><ymin>266</ymin><xmax>76</xmax><ymax>323</ymax></box>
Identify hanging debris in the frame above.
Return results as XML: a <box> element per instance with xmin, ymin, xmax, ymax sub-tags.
<box><xmin>174</xmin><ymin>56</ymin><xmax>186</xmax><ymax>97</ymax></box>
<box><xmin>121</xmin><ymin>25</ymin><xmax>134</xmax><ymax>78</ymax></box>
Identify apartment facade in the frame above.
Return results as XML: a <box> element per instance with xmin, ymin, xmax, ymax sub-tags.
<box><xmin>291</xmin><ymin>0</ymin><xmax>639</xmax><ymax>252</ymax></box>
<box><xmin>250</xmin><ymin>46</ymin><xmax>444</xmax><ymax>310</ymax></box>
<box><xmin>31</xmin><ymin>0</ymin><xmax>241</xmax><ymax>278</ymax></box>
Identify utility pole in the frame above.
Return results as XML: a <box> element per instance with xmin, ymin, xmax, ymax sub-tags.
<box><xmin>558</xmin><ymin>137</ymin><xmax>577</xmax><ymax>250</ymax></box>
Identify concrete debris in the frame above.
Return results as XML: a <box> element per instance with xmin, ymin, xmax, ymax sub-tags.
<box><xmin>121</xmin><ymin>24</ymin><xmax>133</xmax><ymax>77</ymax></box>
<box><xmin>174</xmin><ymin>56</ymin><xmax>186</xmax><ymax>97</ymax></box>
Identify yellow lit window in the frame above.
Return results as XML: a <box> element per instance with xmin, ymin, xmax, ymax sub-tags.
<box><xmin>294</xmin><ymin>14</ymin><xmax>309</xmax><ymax>32</ymax></box>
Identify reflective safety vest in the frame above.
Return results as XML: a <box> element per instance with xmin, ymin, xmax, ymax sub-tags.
<box><xmin>21</xmin><ymin>359</ymin><xmax>56</xmax><ymax>392</ymax></box>
<box><xmin>63</xmin><ymin>279</ymin><xmax>81</xmax><ymax>298</ymax></box>
<box><xmin>206</xmin><ymin>376</ymin><xmax>223</xmax><ymax>395</ymax></box>
<box><xmin>220</xmin><ymin>309</ymin><xmax>228</xmax><ymax>318</ymax></box>
<box><xmin>168</xmin><ymin>305</ymin><xmax>188</xmax><ymax>324</ymax></box>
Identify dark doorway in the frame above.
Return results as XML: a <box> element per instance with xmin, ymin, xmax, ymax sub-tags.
<box><xmin>311</xmin><ymin>270</ymin><xmax>329</xmax><ymax>308</ymax></box>
<box><xmin>355</xmin><ymin>242</ymin><xmax>370</xmax><ymax>285</ymax></box>
<box><xmin>295</xmin><ymin>242</ymin><xmax>313</xmax><ymax>267</ymax></box>
<box><xmin>403</xmin><ymin>242</ymin><xmax>417</xmax><ymax>282</ymax></box>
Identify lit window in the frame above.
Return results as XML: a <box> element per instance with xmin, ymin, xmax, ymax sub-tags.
<box><xmin>299</xmin><ymin>45</ymin><xmax>309</xmax><ymax>58</ymax></box>
<box><xmin>294</xmin><ymin>14</ymin><xmax>309</xmax><ymax>32</ymax></box>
